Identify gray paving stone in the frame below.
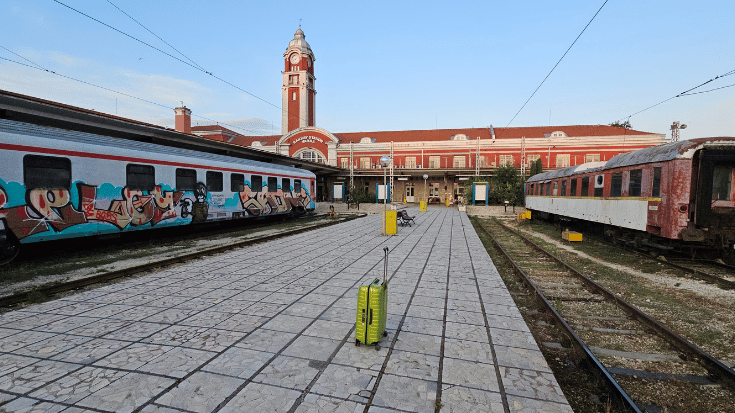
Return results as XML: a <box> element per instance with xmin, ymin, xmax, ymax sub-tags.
<box><xmin>438</xmin><ymin>385</ymin><xmax>505</xmax><ymax>413</ymax></box>
<box><xmin>73</xmin><ymin>372</ymin><xmax>173</xmax><ymax>412</ymax></box>
<box><xmin>236</xmin><ymin>328</ymin><xmax>297</xmax><ymax>353</ymax></box>
<box><xmin>202</xmin><ymin>347</ymin><xmax>273</xmax><ymax>378</ymax></box>
<box><xmin>136</xmin><ymin>346</ymin><xmax>213</xmax><ymax>378</ymax></box>
<box><xmin>303</xmin><ymin>319</ymin><xmax>353</xmax><ymax>340</ymax></box>
<box><xmin>219</xmin><ymin>382</ymin><xmax>301</xmax><ymax>412</ymax></box>
<box><xmin>443</xmin><ymin>338</ymin><xmax>494</xmax><ymax>363</ymax></box>
<box><xmin>506</xmin><ymin>394</ymin><xmax>574</xmax><ymax>413</ymax></box>
<box><xmin>0</xmin><ymin>354</ymin><xmax>43</xmax><ymax>377</ymax></box>
<box><xmin>490</xmin><ymin>328</ymin><xmax>539</xmax><ymax>350</ymax></box>
<box><xmin>13</xmin><ymin>334</ymin><xmax>93</xmax><ymax>359</ymax></box>
<box><xmin>253</xmin><ymin>355</ymin><xmax>322</xmax><ymax>390</ymax></box>
<box><xmin>494</xmin><ymin>345</ymin><xmax>552</xmax><ymax>373</ymax></box>
<box><xmin>155</xmin><ymin>371</ymin><xmax>244</xmax><ymax>413</ymax></box>
<box><xmin>101</xmin><ymin>321</ymin><xmax>167</xmax><ymax>341</ymax></box>
<box><xmin>0</xmin><ymin>359</ymin><xmax>81</xmax><ymax>394</ymax></box>
<box><xmin>29</xmin><ymin>366</ymin><xmax>128</xmax><ymax>404</ymax></box>
<box><xmin>261</xmin><ymin>314</ymin><xmax>314</xmax><ymax>333</ymax></box>
<box><xmin>384</xmin><ymin>350</ymin><xmax>439</xmax><ymax>381</ymax></box>
<box><xmin>310</xmin><ymin>364</ymin><xmax>377</xmax><ymax>402</ymax></box>
<box><xmin>295</xmin><ymin>394</ymin><xmax>365</xmax><ymax>413</ymax></box>
<box><xmin>393</xmin><ymin>331</ymin><xmax>442</xmax><ymax>356</ymax></box>
<box><xmin>500</xmin><ymin>366</ymin><xmax>567</xmax><ymax>404</ymax></box>
<box><xmin>372</xmin><ymin>374</ymin><xmax>436</xmax><ymax>412</ymax></box>
<box><xmin>0</xmin><ymin>398</ymin><xmax>68</xmax><ymax>412</ymax></box>
<box><xmin>444</xmin><ymin>321</ymin><xmax>489</xmax><ymax>343</ymax></box>
<box><xmin>441</xmin><ymin>358</ymin><xmax>499</xmax><ymax>391</ymax></box>
<box><xmin>283</xmin><ymin>335</ymin><xmax>342</xmax><ymax>361</ymax></box>
<box><xmin>93</xmin><ymin>343</ymin><xmax>172</xmax><ymax>370</ymax></box>
<box><xmin>332</xmin><ymin>340</ymin><xmax>389</xmax><ymax>371</ymax></box>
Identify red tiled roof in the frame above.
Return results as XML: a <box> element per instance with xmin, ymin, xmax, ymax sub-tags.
<box><xmin>332</xmin><ymin>125</ymin><xmax>653</xmax><ymax>144</ymax></box>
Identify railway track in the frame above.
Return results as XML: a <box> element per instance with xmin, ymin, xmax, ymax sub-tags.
<box><xmin>0</xmin><ymin>213</ymin><xmax>363</xmax><ymax>309</ymax></box>
<box><xmin>476</xmin><ymin>218</ymin><xmax>735</xmax><ymax>413</ymax></box>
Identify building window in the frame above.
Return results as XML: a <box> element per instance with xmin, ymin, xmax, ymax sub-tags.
<box><xmin>300</xmin><ymin>150</ymin><xmax>325</xmax><ymax>164</ymax></box>
<box><xmin>499</xmin><ymin>155</ymin><xmax>514</xmax><ymax>167</ymax></box>
<box><xmin>176</xmin><ymin>168</ymin><xmax>197</xmax><ymax>191</ymax></box>
<box><xmin>652</xmin><ymin>167</ymin><xmax>662</xmax><ymax>197</ymax></box>
<box><xmin>527</xmin><ymin>154</ymin><xmax>540</xmax><ymax>167</ymax></box>
<box><xmin>405</xmin><ymin>157</ymin><xmax>416</xmax><ymax>168</ymax></box>
<box><xmin>610</xmin><ymin>173</ymin><xmax>623</xmax><ymax>197</ymax></box>
<box><xmin>289</xmin><ymin>75</ymin><xmax>298</xmax><ymax>85</ymax></box>
<box><xmin>292</xmin><ymin>92</ymin><xmax>297</xmax><ymax>101</ymax></box>
<box><xmin>585</xmin><ymin>154</ymin><xmax>600</xmax><ymax>163</ymax></box>
<box><xmin>429</xmin><ymin>156</ymin><xmax>441</xmax><ymax>169</ymax></box>
<box><xmin>453</xmin><ymin>156</ymin><xmax>466</xmax><ymax>168</ymax></box>
<box><xmin>556</xmin><ymin>154</ymin><xmax>570</xmax><ymax>168</ymax></box>
<box><xmin>231</xmin><ymin>173</ymin><xmax>244</xmax><ymax>192</ymax></box>
<box><xmin>629</xmin><ymin>169</ymin><xmax>642</xmax><ymax>197</ymax></box>
<box><xmin>340</xmin><ymin>158</ymin><xmax>348</xmax><ymax>168</ymax></box>
<box><xmin>126</xmin><ymin>164</ymin><xmax>155</xmax><ymax>191</ymax></box>
<box><xmin>360</xmin><ymin>157</ymin><xmax>371</xmax><ymax>169</ymax></box>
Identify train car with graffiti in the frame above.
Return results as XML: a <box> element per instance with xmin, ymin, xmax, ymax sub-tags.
<box><xmin>0</xmin><ymin>118</ymin><xmax>316</xmax><ymax>264</ymax></box>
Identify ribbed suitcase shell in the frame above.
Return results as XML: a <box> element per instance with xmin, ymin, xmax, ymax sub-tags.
<box><xmin>355</xmin><ymin>278</ymin><xmax>388</xmax><ymax>345</ymax></box>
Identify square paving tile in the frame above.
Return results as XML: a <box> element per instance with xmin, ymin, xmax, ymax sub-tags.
<box><xmin>77</xmin><ymin>371</ymin><xmax>175</xmax><ymax>412</ymax></box>
<box><xmin>101</xmin><ymin>321</ymin><xmax>168</xmax><ymax>341</ymax></box>
<box><xmin>253</xmin><ymin>355</ymin><xmax>322</xmax><ymax>390</ymax></box>
<box><xmin>29</xmin><ymin>366</ymin><xmax>128</xmax><ymax>404</ymax></box>
<box><xmin>438</xmin><ymin>385</ymin><xmax>505</xmax><ymax>413</ymax></box>
<box><xmin>494</xmin><ymin>346</ymin><xmax>551</xmax><ymax>373</ymax></box>
<box><xmin>441</xmin><ymin>358</ymin><xmax>499</xmax><ymax>391</ymax></box>
<box><xmin>371</xmin><ymin>374</ymin><xmax>436</xmax><ymax>412</ymax></box>
<box><xmin>393</xmin><ymin>331</ymin><xmax>442</xmax><ymax>357</ymax></box>
<box><xmin>0</xmin><ymin>359</ymin><xmax>81</xmax><ymax>394</ymax></box>
<box><xmin>442</xmin><ymin>338</ymin><xmax>494</xmax><ymax>364</ymax></box>
<box><xmin>13</xmin><ymin>334</ymin><xmax>93</xmax><ymax>359</ymax></box>
<box><xmin>235</xmin><ymin>328</ymin><xmax>297</xmax><ymax>354</ymax></box>
<box><xmin>331</xmin><ymin>340</ymin><xmax>389</xmax><ymax>371</ymax></box>
<box><xmin>400</xmin><ymin>316</ymin><xmax>443</xmax><ymax>336</ymax></box>
<box><xmin>310</xmin><ymin>364</ymin><xmax>377</xmax><ymax>403</ymax></box>
<box><xmin>202</xmin><ymin>347</ymin><xmax>274</xmax><ymax>379</ymax></box>
<box><xmin>137</xmin><ymin>346</ymin><xmax>213</xmax><ymax>378</ymax></box>
<box><xmin>302</xmin><ymin>319</ymin><xmax>353</xmax><ymax>340</ymax></box>
<box><xmin>444</xmin><ymin>321</ymin><xmax>489</xmax><ymax>343</ymax></box>
<box><xmin>500</xmin><ymin>366</ymin><xmax>567</xmax><ymax>404</ymax></box>
<box><xmin>384</xmin><ymin>350</ymin><xmax>439</xmax><ymax>381</ymax></box>
<box><xmin>49</xmin><ymin>338</ymin><xmax>129</xmax><ymax>365</ymax></box>
<box><xmin>155</xmin><ymin>371</ymin><xmax>244</xmax><ymax>413</ymax></box>
<box><xmin>219</xmin><ymin>382</ymin><xmax>301</xmax><ymax>412</ymax></box>
<box><xmin>261</xmin><ymin>314</ymin><xmax>314</xmax><ymax>334</ymax></box>
<box><xmin>506</xmin><ymin>395</ymin><xmax>574</xmax><ymax>413</ymax></box>
<box><xmin>295</xmin><ymin>393</ymin><xmax>366</xmax><ymax>413</ymax></box>
<box><xmin>93</xmin><ymin>343</ymin><xmax>172</xmax><ymax>370</ymax></box>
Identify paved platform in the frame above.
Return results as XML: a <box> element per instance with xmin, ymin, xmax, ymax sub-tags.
<box><xmin>0</xmin><ymin>208</ymin><xmax>571</xmax><ymax>412</ymax></box>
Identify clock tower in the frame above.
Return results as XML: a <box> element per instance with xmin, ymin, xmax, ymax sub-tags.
<box><xmin>282</xmin><ymin>27</ymin><xmax>316</xmax><ymax>134</ymax></box>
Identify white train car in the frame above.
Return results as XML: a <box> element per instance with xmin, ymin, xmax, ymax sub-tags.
<box><xmin>0</xmin><ymin>119</ymin><xmax>316</xmax><ymax>263</ymax></box>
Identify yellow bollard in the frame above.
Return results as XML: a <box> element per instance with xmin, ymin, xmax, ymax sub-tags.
<box><xmin>385</xmin><ymin>211</ymin><xmax>397</xmax><ymax>235</ymax></box>
<box><xmin>420</xmin><ymin>201</ymin><xmax>427</xmax><ymax>212</ymax></box>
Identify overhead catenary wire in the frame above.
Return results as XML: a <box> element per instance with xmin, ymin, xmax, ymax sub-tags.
<box><xmin>616</xmin><ymin>68</ymin><xmax>735</xmax><ymax>123</ymax></box>
<box><xmin>506</xmin><ymin>0</ymin><xmax>609</xmax><ymax>127</ymax></box>
<box><xmin>52</xmin><ymin>0</ymin><xmax>310</xmax><ymax>127</ymax></box>
<box><xmin>0</xmin><ymin>54</ymin><xmax>272</xmax><ymax>137</ymax></box>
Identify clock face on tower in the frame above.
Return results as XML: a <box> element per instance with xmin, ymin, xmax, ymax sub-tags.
<box><xmin>290</xmin><ymin>54</ymin><xmax>300</xmax><ymax>65</ymax></box>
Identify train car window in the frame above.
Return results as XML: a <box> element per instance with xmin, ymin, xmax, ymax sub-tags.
<box><xmin>581</xmin><ymin>177</ymin><xmax>590</xmax><ymax>197</ymax></box>
<box><xmin>545</xmin><ymin>182</ymin><xmax>551</xmax><ymax>196</ymax></box>
<box><xmin>570</xmin><ymin>178</ymin><xmax>578</xmax><ymax>196</ymax></box>
<box><xmin>610</xmin><ymin>173</ymin><xmax>623</xmax><ymax>197</ymax></box>
<box><xmin>561</xmin><ymin>180</ymin><xmax>567</xmax><ymax>196</ymax></box>
<box><xmin>176</xmin><ymin>168</ymin><xmax>197</xmax><ymax>191</ymax></box>
<box><xmin>126</xmin><ymin>164</ymin><xmax>155</xmax><ymax>191</ymax></box>
<box><xmin>267</xmin><ymin>177</ymin><xmax>278</xmax><ymax>192</ymax></box>
<box><xmin>206</xmin><ymin>171</ymin><xmax>223</xmax><ymax>192</ymax></box>
<box><xmin>231</xmin><ymin>173</ymin><xmax>244</xmax><ymax>192</ymax></box>
<box><xmin>23</xmin><ymin>155</ymin><xmax>72</xmax><ymax>190</ymax></box>
<box><xmin>282</xmin><ymin>178</ymin><xmax>291</xmax><ymax>192</ymax></box>
<box><xmin>552</xmin><ymin>182</ymin><xmax>558</xmax><ymax>196</ymax></box>
<box><xmin>294</xmin><ymin>179</ymin><xmax>301</xmax><ymax>192</ymax></box>
<box><xmin>712</xmin><ymin>166</ymin><xmax>733</xmax><ymax>201</ymax></box>
<box><xmin>529</xmin><ymin>183</ymin><xmax>534</xmax><ymax>195</ymax></box>
<box><xmin>629</xmin><ymin>169</ymin><xmax>642</xmax><ymax>197</ymax></box>
<box><xmin>251</xmin><ymin>176</ymin><xmax>262</xmax><ymax>192</ymax></box>
<box><xmin>652</xmin><ymin>167</ymin><xmax>662</xmax><ymax>197</ymax></box>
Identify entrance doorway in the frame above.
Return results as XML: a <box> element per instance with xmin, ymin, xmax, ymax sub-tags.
<box><xmin>405</xmin><ymin>185</ymin><xmax>415</xmax><ymax>203</ymax></box>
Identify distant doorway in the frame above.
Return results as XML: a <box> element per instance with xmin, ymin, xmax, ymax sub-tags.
<box><xmin>405</xmin><ymin>185</ymin><xmax>415</xmax><ymax>203</ymax></box>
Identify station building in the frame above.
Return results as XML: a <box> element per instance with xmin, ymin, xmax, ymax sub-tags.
<box><xmin>177</xmin><ymin>28</ymin><xmax>668</xmax><ymax>203</ymax></box>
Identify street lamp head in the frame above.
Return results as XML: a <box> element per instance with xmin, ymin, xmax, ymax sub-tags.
<box><xmin>379</xmin><ymin>155</ymin><xmax>391</xmax><ymax>168</ymax></box>
<box><xmin>681</xmin><ymin>124</ymin><xmax>687</xmax><ymax>129</ymax></box>
<box><xmin>423</xmin><ymin>174</ymin><xmax>428</xmax><ymax>180</ymax></box>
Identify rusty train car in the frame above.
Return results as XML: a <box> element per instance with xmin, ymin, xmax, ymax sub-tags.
<box><xmin>0</xmin><ymin>119</ymin><xmax>316</xmax><ymax>264</ymax></box>
<box><xmin>525</xmin><ymin>137</ymin><xmax>735</xmax><ymax>264</ymax></box>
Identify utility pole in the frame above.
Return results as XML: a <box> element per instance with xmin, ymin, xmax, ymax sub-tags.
<box><xmin>520</xmin><ymin>136</ymin><xmax>526</xmax><ymax>177</ymax></box>
<box><xmin>349</xmin><ymin>141</ymin><xmax>354</xmax><ymax>193</ymax></box>
<box><xmin>475</xmin><ymin>137</ymin><xmax>480</xmax><ymax>177</ymax></box>
<box><xmin>671</xmin><ymin>121</ymin><xmax>687</xmax><ymax>142</ymax></box>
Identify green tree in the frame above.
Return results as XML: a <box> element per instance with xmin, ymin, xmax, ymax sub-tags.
<box><xmin>489</xmin><ymin>166</ymin><xmax>524</xmax><ymax>206</ymax></box>
<box><xmin>530</xmin><ymin>158</ymin><xmax>544</xmax><ymax>176</ymax></box>
<box><xmin>609</xmin><ymin>120</ymin><xmax>632</xmax><ymax>129</ymax></box>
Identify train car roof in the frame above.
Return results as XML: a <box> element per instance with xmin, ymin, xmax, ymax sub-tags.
<box><xmin>527</xmin><ymin>137</ymin><xmax>735</xmax><ymax>183</ymax></box>
<box><xmin>1</xmin><ymin>118</ymin><xmax>316</xmax><ymax>178</ymax></box>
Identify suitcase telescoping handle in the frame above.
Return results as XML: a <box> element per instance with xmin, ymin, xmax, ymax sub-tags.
<box><xmin>383</xmin><ymin>247</ymin><xmax>389</xmax><ymax>283</ymax></box>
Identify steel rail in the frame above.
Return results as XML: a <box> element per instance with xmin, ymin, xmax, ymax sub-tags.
<box><xmin>497</xmin><ymin>220</ymin><xmax>735</xmax><ymax>391</ymax></box>
<box><xmin>474</xmin><ymin>220</ymin><xmax>642</xmax><ymax>413</ymax></box>
<box><xmin>0</xmin><ymin>214</ymin><xmax>364</xmax><ymax>308</ymax></box>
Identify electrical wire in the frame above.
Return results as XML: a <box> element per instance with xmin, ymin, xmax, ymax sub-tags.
<box><xmin>0</xmin><ymin>54</ymin><xmax>271</xmax><ymax>136</ymax></box>
<box><xmin>506</xmin><ymin>0</ymin><xmax>609</xmax><ymax>127</ymax></box>
<box><xmin>615</xmin><ymin>68</ymin><xmax>735</xmax><ymax>123</ymax></box>
<box><xmin>53</xmin><ymin>0</ymin><xmax>308</xmax><ymax>126</ymax></box>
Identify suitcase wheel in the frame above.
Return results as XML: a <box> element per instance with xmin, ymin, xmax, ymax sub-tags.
<box><xmin>375</xmin><ymin>344</ymin><xmax>381</xmax><ymax>351</ymax></box>
<box><xmin>355</xmin><ymin>340</ymin><xmax>360</xmax><ymax>347</ymax></box>
<box><xmin>382</xmin><ymin>331</ymin><xmax>388</xmax><ymax>337</ymax></box>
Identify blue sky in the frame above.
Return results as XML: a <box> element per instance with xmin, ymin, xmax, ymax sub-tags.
<box><xmin>1</xmin><ymin>0</ymin><xmax>733</xmax><ymax>140</ymax></box>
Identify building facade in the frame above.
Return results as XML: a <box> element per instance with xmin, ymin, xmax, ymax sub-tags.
<box><xmin>180</xmin><ymin>28</ymin><xmax>668</xmax><ymax>203</ymax></box>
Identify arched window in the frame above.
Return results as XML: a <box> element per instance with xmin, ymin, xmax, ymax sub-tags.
<box><xmin>296</xmin><ymin>149</ymin><xmax>326</xmax><ymax>164</ymax></box>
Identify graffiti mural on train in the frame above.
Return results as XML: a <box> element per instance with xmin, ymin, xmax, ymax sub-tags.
<box><xmin>0</xmin><ymin>180</ymin><xmax>313</xmax><ymax>241</ymax></box>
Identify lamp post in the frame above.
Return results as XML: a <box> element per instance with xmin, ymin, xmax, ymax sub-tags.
<box><xmin>671</xmin><ymin>121</ymin><xmax>687</xmax><ymax>142</ymax></box>
<box><xmin>423</xmin><ymin>173</ymin><xmax>428</xmax><ymax>211</ymax></box>
<box><xmin>380</xmin><ymin>155</ymin><xmax>391</xmax><ymax>235</ymax></box>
